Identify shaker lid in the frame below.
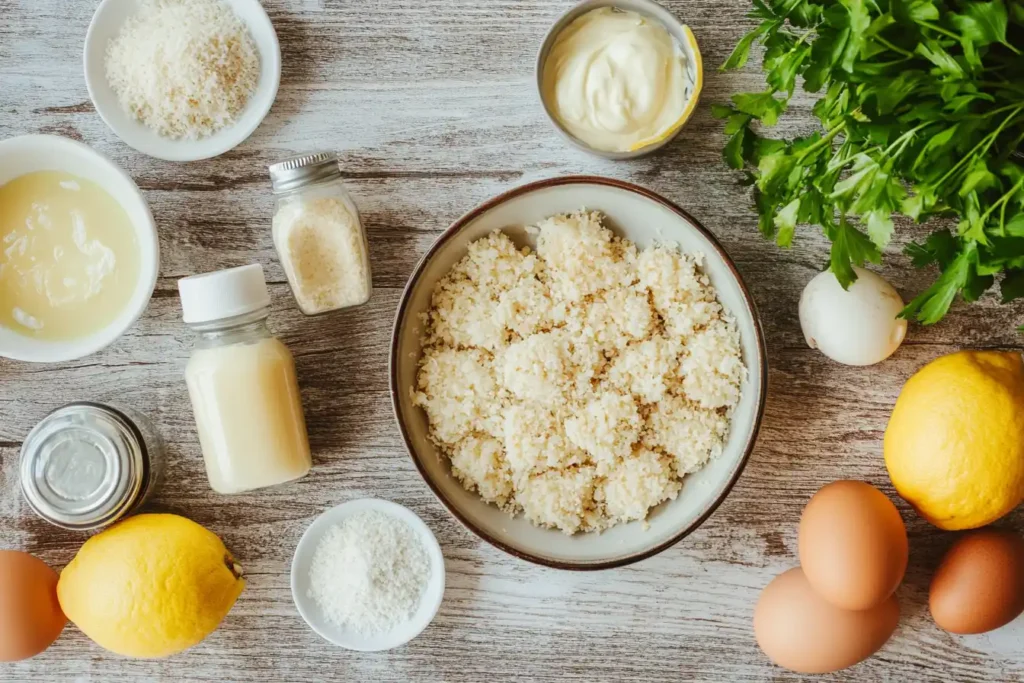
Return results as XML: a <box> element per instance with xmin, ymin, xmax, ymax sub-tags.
<box><xmin>178</xmin><ymin>264</ymin><xmax>271</xmax><ymax>324</ymax></box>
<box><xmin>268</xmin><ymin>152</ymin><xmax>342</xmax><ymax>193</ymax></box>
<box><xmin>20</xmin><ymin>403</ymin><xmax>144</xmax><ymax>530</ymax></box>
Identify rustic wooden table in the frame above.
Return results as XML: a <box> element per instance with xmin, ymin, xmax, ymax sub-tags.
<box><xmin>2</xmin><ymin>0</ymin><xmax>1023</xmax><ymax>681</ymax></box>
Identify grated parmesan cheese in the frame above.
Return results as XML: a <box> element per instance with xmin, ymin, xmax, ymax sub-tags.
<box><xmin>273</xmin><ymin>194</ymin><xmax>372</xmax><ymax>314</ymax></box>
<box><xmin>105</xmin><ymin>0</ymin><xmax>260</xmax><ymax>140</ymax></box>
<box><xmin>308</xmin><ymin>510</ymin><xmax>431</xmax><ymax>635</ymax></box>
<box><xmin>413</xmin><ymin>211</ymin><xmax>746</xmax><ymax>534</ymax></box>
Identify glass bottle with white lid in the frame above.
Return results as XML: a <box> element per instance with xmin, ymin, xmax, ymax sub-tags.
<box><xmin>178</xmin><ymin>264</ymin><xmax>312</xmax><ymax>494</ymax></box>
<box><xmin>268</xmin><ymin>152</ymin><xmax>373</xmax><ymax>315</ymax></box>
<box><xmin>20</xmin><ymin>402</ymin><xmax>163</xmax><ymax>530</ymax></box>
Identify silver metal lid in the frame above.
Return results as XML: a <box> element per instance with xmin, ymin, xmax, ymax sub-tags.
<box><xmin>20</xmin><ymin>403</ymin><xmax>146</xmax><ymax>530</ymax></box>
<box><xmin>268</xmin><ymin>152</ymin><xmax>342</xmax><ymax>194</ymax></box>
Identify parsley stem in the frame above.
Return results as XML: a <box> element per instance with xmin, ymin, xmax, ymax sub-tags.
<box><xmin>934</xmin><ymin>106</ymin><xmax>1024</xmax><ymax>191</ymax></box>
<box><xmin>978</xmin><ymin>81</ymin><xmax>1024</xmax><ymax>97</ymax></box>
<box><xmin>917</xmin><ymin>20</ymin><xmax>960</xmax><ymax>41</ymax></box>
<box><xmin>796</xmin><ymin>121</ymin><xmax>847</xmax><ymax>162</ymax></box>
<box><xmin>980</xmin><ymin>178</ymin><xmax>1024</xmax><ymax>225</ymax></box>
<box><xmin>883</xmin><ymin>122</ymin><xmax>931</xmax><ymax>157</ymax></box>
<box><xmin>874</xmin><ymin>36</ymin><xmax>913</xmax><ymax>58</ymax></box>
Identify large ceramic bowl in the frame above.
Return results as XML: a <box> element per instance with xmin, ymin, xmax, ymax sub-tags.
<box><xmin>390</xmin><ymin>176</ymin><xmax>767</xmax><ymax>569</ymax></box>
<box><xmin>0</xmin><ymin>135</ymin><xmax>158</xmax><ymax>363</ymax></box>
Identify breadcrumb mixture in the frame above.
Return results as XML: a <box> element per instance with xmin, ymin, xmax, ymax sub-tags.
<box><xmin>413</xmin><ymin>211</ymin><xmax>745</xmax><ymax>534</ymax></box>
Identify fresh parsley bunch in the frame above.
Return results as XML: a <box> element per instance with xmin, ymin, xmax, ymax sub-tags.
<box><xmin>717</xmin><ymin>0</ymin><xmax>1024</xmax><ymax>324</ymax></box>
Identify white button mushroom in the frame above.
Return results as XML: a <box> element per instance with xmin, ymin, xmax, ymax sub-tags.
<box><xmin>799</xmin><ymin>267</ymin><xmax>908</xmax><ymax>366</ymax></box>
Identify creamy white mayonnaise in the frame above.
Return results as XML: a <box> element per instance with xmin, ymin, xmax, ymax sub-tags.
<box><xmin>542</xmin><ymin>7</ymin><xmax>694</xmax><ymax>153</ymax></box>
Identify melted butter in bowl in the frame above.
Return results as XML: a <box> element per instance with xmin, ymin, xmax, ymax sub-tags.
<box><xmin>0</xmin><ymin>134</ymin><xmax>158</xmax><ymax>363</ymax></box>
<box><xmin>0</xmin><ymin>170</ymin><xmax>141</xmax><ymax>340</ymax></box>
<box><xmin>537</xmin><ymin>1</ymin><xmax>703</xmax><ymax>158</ymax></box>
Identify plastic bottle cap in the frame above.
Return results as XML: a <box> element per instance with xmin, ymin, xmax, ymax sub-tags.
<box><xmin>178</xmin><ymin>264</ymin><xmax>271</xmax><ymax>324</ymax></box>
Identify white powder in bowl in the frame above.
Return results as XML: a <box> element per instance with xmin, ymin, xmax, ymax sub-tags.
<box><xmin>105</xmin><ymin>0</ymin><xmax>260</xmax><ymax>140</ymax></box>
<box><xmin>307</xmin><ymin>510</ymin><xmax>431</xmax><ymax>635</ymax></box>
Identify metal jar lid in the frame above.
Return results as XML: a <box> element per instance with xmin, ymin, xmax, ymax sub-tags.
<box><xmin>20</xmin><ymin>403</ymin><xmax>147</xmax><ymax>531</ymax></box>
<box><xmin>268</xmin><ymin>152</ymin><xmax>342</xmax><ymax>194</ymax></box>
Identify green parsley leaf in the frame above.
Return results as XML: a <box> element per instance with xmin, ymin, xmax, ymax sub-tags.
<box><xmin>722</xmin><ymin>20</ymin><xmax>779</xmax><ymax>71</ymax></box>
<box><xmin>724</xmin><ymin>127</ymin><xmax>749</xmax><ymax>170</ymax></box>
<box><xmin>892</xmin><ymin>0</ymin><xmax>941</xmax><ymax>22</ymax></box>
<box><xmin>1005</xmin><ymin>213</ymin><xmax>1024</xmax><ymax>237</ymax></box>
<box><xmin>732</xmin><ymin>91</ymin><xmax>788</xmax><ymax>126</ymax></box>
<box><xmin>710</xmin><ymin>104</ymin><xmax>735</xmax><ymax>119</ymax></box>
<box><xmin>774</xmin><ymin>198</ymin><xmax>801</xmax><ymax>246</ymax></box>
<box><xmin>718</xmin><ymin>0</ymin><xmax>1024</xmax><ymax>327</ymax></box>
<box><xmin>829</xmin><ymin>219</ymin><xmax>882</xmax><ymax>287</ymax></box>
<box><xmin>950</xmin><ymin>0</ymin><xmax>1011</xmax><ymax>49</ymax></box>
<box><xmin>865</xmin><ymin>210</ymin><xmax>895</xmax><ymax>249</ymax></box>
<box><xmin>901</xmin><ymin>243</ymin><xmax>977</xmax><ymax>323</ymax></box>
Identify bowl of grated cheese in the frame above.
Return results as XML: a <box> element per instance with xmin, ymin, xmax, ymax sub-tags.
<box><xmin>291</xmin><ymin>498</ymin><xmax>446</xmax><ymax>651</ymax></box>
<box><xmin>83</xmin><ymin>0</ymin><xmax>281</xmax><ymax>162</ymax></box>
<box><xmin>390</xmin><ymin>176</ymin><xmax>768</xmax><ymax>570</ymax></box>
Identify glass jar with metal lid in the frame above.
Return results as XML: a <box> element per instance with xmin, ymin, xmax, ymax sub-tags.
<box><xmin>268</xmin><ymin>152</ymin><xmax>372</xmax><ymax>315</ymax></box>
<box><xmin>20</xmin><ymin>402</ymin><xmax>163</xmax><ymax>531</ymax></box>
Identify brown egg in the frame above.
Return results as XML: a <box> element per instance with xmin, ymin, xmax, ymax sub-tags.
<box><xmin>0</xmin><ymin>550</ymin><xmax>67</xmax><ymax>661</ymax></box>
<box><xmin>798</xmin><ymin>480</ymin><xmax>908</xmax><ymax>610</ymax></box>
<box><xmin>930</xmin><ymin>529</ymin><xmax>1024</xmax><ymax>634</ymax></box>
<box><xmin>754</xmin><ymin>567</ymin><xmax>900</xmax><ymax>674</ymax></box>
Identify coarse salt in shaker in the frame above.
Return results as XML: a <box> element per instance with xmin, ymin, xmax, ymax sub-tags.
<box><xmin>19</xmin><ymin>402</ymin><xmax>164</xmax><ymax>531</ymax></box>
<box><xmin>268</xmin><ymin>152</ymin><xmax>373</xmax><ymax>315</ymax></box>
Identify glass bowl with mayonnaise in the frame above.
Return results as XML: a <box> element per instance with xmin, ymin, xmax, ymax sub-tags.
<box><xmin>537</xmin><ymin>0</ymin><xmax>703</xmax><ymax>159</ymax></box>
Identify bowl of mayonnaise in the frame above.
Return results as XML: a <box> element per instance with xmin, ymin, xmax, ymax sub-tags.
<box><xmin>536</xmin><ymin>0</ymin><xmax>703</xmax><ymax>159</ymax></box>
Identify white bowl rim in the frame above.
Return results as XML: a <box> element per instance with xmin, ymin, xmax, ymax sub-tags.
<box><xmin>0</xmin><ymin>134</ymin><xmax>159</xmax><ymax>363</ymax></box>
<box><xmin>83</xmin><ymin>0</ymin><xmax>282</xmax><ymax>162</ymax></box>
<box><xmin>389</xmin><ymin>175</ymin><xmax>768</xmax><ymax>570</ymax></box>
<box><xmin>290</xmin><ymin>498</ymin><xmax>447</xmax><ymax>651</ymax></box>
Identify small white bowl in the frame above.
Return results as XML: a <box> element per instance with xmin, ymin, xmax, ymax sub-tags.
<box><xmin>536</xmin><ymin>0</ymin><xmax>704</xmax><ymax>160</ymax></box>
<box><xmin>83</xmin><ymin>0</ymin><xmax>281</xmax><ymax>162</ymax></box>
<box><xmin>0</xmin><ymin>135</ymin><xmax>159</xmax><ymax>363</ymax></box>
<box><xmin>291</xmin><ymin>499</ymin><xmax>446</xmax><ymax>652</ymax></box>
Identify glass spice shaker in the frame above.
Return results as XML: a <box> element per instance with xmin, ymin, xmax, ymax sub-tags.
<box><xmin>20</xmin><ymin>402</ymin><xmax>164</xmax><ymax>531</ymax></box>
<box><xmin>268</xmin><ymin>152</ymin><xmax>373</xmax><ymax>315</ymax></box>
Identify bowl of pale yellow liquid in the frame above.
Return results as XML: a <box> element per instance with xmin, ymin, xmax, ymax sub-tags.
<box><xmin>0</xmin><ymin>135</ymin><xmax>158</xmax><ymax>362</ymax></box>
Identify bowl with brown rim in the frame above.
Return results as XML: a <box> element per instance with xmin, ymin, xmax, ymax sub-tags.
<box><xmin>390</xmin><ymin>176</ymin><xmax>767</xmax><ymax>569</ymax></box>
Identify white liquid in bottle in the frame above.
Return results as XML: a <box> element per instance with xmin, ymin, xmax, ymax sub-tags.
<box><xmin>179</xmin><ymin>265</ymin><xmax>312</xmax><ymax>494</ymax></box>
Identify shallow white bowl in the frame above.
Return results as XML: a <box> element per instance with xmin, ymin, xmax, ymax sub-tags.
<box><xmin>0</xmin><ymin>135</ymin><xmax>159</xmax><ymax>363</ymax></box>
<box><xmin>390</xmin><ymin>176</ymin><xmax>768</xmax><ymax>570</ymax></box>
<box><xmin>291</xmin><ymin>499</ymin><xmax>446</xmax><ymax>652</ymax></box>
<box><xmin>83</xmin><ymin>0</ymin><xmax>281</xmax><ymax>162</ymax></box>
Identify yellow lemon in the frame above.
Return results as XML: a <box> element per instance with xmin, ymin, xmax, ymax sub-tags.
<box><xmin>57</xmin><ymin>514</ymin><xmax>244</xmax><ymax>658</ymax></box>
<box><xmin>884</xmin><ymin>350</ymin><xmax>1024</xmax><ymax>530</ymax></box>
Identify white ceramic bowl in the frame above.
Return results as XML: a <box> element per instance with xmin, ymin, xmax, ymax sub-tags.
<box><xmin>291</xmin><ymin>499</ymin><xmax>446</xmax><ymax>652</ymax></box>
<box><xmin>83</xmin><ymin>0</ymin><xmax>281</xmax><ymax>162</ymax></box>
<box><xmin>536</xmin><ymin>0</ymin><xmax>704</xmax><ymax>160</ymax></box>
<box><xmin>0</xmin><ymin>135</ymin><xmax>159</xmax><ymax>363</ymax></box>
<box><xmin>391</xmin><ymin>176</ymin><xmax>767</xmax><ymax>569</ymax></box>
